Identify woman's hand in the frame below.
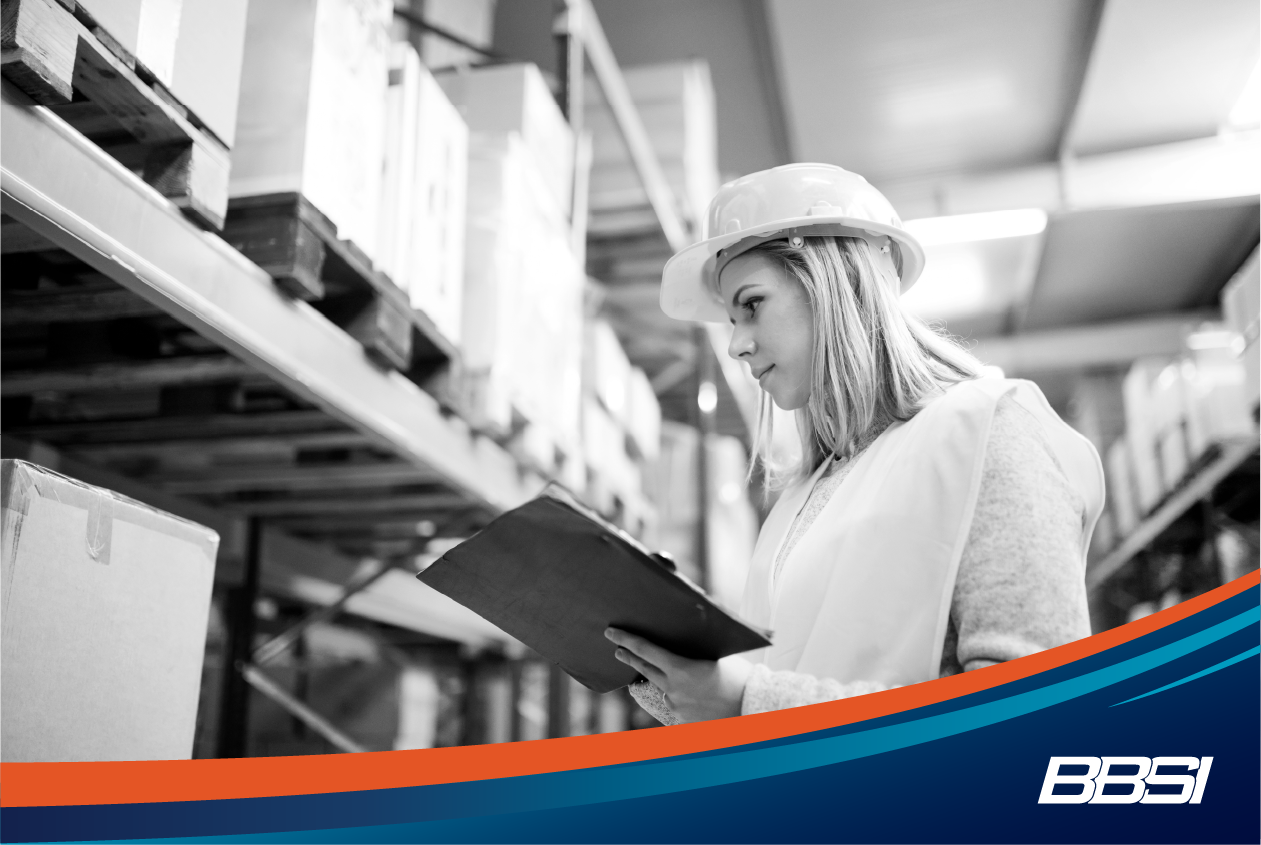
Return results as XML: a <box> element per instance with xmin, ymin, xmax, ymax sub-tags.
<box><xmin>605</xmin><ymin>627</ymin><xmax>752</xmax><ymax>723</ymax></box>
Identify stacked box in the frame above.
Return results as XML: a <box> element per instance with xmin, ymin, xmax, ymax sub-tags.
<box><xmin>169</xmin><ymin>0</ymin><xmax>250</xmax><ymax>146</ymax></box>
<box><xmin>584</xmin><ymin>320</ymin><xmax>633</xmax><ymax>423</ymax></box>
<box><xmin>2</xmin><ymin>460</ymin><xmax>219</xmax><ymax>761</ymax></box>
<box><xmin>79</xmin><ymin>0</ymin><xmax>183</xmax><ymax>85</ymax></box>
<box><xmin>378</xmin><ymin>43</ymin><xmax>423</xmax><ymax>291</ymax></box>
<box><xmin>377</xmin><ymin>44</ymin><xmax>468</xmax><ymax>344</ymax></box>
<box><xmin>1124</xmin><ymin>358</ymin><xmax>1170</xmax><ymax>517</ymax></box>
<box><xmin>460</xmin><ymin>133</ymin><xmax>583</xmax><ymax>446</ymax></box>
<box><xmin>436</xmin><ymin>64</ymin><xmax>575</xmax><ymax>221</ymax></box>
<box><xmin>586</xmin><ymin>60</ymin><xmax>720</xmax><ymax>228</ymax></box>
<box><xmin>1180</xmin><ymin>326</ymin><xmax>1256</xmax><ymax>457</ymax></box>
<box><xmin>625</xmin><ymin>367</ymin><xmax>662</xmax><ymax>462</ymax></box>
<box><xmin>1220</xmin><ymin>248</ymin><xmax>1260</xmax><ymax>410</ymax></box>
<box><xmin>407</xmin><ymin>64</ymin><xmax>468</xmax><ymax>345</ymax></box>
<box><xmin>582</xmin><ymin>396</ymin><xmax>631</xmax><ymax>495</ymax></box>
<box><xmin>231</xmin><ymin>0</ymin><xmax>391</xmax><ymax>261</ymax></box>
<box><xmin>1105</xmin><ymin>438</ymin><xmax>1139</xmax><ymax>537</ymax></box>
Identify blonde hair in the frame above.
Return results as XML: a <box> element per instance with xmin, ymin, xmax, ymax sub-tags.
<box><xmin>739</xmin><ymin>236</ymin><xmax>983</xmax><ymax>494</ymax></box>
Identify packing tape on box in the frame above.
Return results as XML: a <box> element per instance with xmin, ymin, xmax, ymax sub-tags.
<box><xmin>0</xmin><ymin>459</ymin><xmax>220</xmax><ymax>572</ymax></box>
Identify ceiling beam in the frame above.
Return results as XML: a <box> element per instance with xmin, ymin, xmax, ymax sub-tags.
<box><xmin>969</xmin><ymin>310</ymin><xmax>1220</xmax><ymax>375</ymax></box>
<box><xmin>883</xmin><ymin>131</ymin><xmax>1261</xmax><ymax>220</ymax></box>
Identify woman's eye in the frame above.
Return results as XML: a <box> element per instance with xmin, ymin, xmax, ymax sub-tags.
<box><xmin>742</xmin><ymin>297</ymin><xmax>762</xmax><ymax>314</ymax></box>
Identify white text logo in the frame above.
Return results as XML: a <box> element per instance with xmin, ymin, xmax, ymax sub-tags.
<box><xmin>1038</xmin><ymin>756</ymin><xmax>1213</xmax><ymax>804</ymax></box>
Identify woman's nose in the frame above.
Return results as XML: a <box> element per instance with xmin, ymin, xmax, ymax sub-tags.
<box><xmin>728</xmin><ymin>325</ymin><xmax>755</xmax><ymax>360</ymax></box>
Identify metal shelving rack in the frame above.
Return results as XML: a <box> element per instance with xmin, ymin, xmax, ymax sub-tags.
<box><xmin>1085</xmin><ymin>434</ymin><xmax>1259</xmax><ymax>633</ymax></box>
<box><xmin>1</xmin><ymin>0</ymin><xmax>728</xmax><ymax>754</ymax></box>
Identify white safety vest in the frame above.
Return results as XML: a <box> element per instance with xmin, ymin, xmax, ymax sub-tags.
<box><xmin>739</xmin><ymin>377</ymin><xmax>1105</xmax><ymax>687</ymax></box>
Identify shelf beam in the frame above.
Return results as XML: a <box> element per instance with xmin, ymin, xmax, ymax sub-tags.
<box><xmin>1086</xmin><ymin>438</ymin><xmax>1259</xmax><ymax>592</ymax></box>
<box><xmin>0</xmin><ymin>80</ymin><xmax>536</xmax><ymax>513</ymax></box>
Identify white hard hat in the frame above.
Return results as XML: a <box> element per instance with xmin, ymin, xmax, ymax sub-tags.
<box><xmin>660</xmin><ymin>163</ymin><xmax>926</xmax><ymax>322</ymax></box>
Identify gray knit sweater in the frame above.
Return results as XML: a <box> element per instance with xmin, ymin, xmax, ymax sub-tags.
<box><xmin>631</xmin><ymin>393</ymin><xmax>1092</xmax><ymax>723</ymax></box>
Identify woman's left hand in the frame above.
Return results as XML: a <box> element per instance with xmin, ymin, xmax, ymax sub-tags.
<box><xmin>605</xmin><ymin>627</ymin><xmax>752</xmax><ymax>723</ymax></box>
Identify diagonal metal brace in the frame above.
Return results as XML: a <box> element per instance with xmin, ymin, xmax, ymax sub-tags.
<box><xmin>253</xmin><ymin>559</ymin><xmax>399</xmax><ymax>666</ymax></box>
<box><xmin>240</xmin><ymin>662</ymin><xmax>367</xmax><ymax>755</ymax></box>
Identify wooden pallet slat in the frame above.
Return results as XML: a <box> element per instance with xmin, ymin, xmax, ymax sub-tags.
<box><xmin>2</xmin><ymin>0</ymin><xmax>230</xmax><ymax>230</ymax></box>
<box><xmin>1</xmin><ymin>0</ymin><xmax>77</xmax><ymax>104</ymax></box>
<box><xmin>1</xmin><ymin>285</ymin><xmax>163</xmax><ymax>324</ymax></box>
<box><xmin>0</xmin><ymin>354</ymin><xmax>253</xmax><ymax>395</ymax></box>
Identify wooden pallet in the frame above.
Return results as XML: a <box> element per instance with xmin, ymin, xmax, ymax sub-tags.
<box><xmin>221</xmin><ymin>193</ymin><xmax>463</xmax><ymax>408</ymax></box>
<box><xmin>1</xmin><ymin>0</ymin><xmax>231</xmax><ymax>230</ymax></box>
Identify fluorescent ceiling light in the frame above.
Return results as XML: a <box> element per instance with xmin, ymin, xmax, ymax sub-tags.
<box><xmin>901</xmin><ymin>249</ymin><xmax>989</xmax><ymax>317</ymax></box>
<box><xmin>904</xmin><ymin>209</ymin><xmax>1048</xmax><ymax>247</ymax></box>
<box><xmin>1225</xmin><ymin>55</ymin><xmax>1261</xmax><ymax>131</ymax></box>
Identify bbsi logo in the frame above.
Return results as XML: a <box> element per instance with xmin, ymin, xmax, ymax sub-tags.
<box><xmin>1038</xmin><ymin>756</ymin><xmax>1213</xmax><ymax>804</ymax></box>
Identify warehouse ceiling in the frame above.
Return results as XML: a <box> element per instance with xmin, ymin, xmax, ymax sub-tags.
<box><xmin>496</xmin><ymin>0</ymin><xmax>1260</xmax><ymax>422</ymax></box>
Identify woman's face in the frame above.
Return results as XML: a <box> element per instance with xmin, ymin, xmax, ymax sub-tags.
<box><xmin>719</xmin><ymin>251</ymin><xmax>815</xmax><ymax>411</ymax></box>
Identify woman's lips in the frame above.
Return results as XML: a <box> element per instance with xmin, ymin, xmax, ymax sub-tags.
<box><xmin>756</xmin><ymin>365</ymin><xmax>774</xmax><ymax>382</ymax></box>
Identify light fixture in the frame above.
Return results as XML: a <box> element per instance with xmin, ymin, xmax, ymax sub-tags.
<box><xmin>1224</xmin><ymin>55</ymin><xmax>1261</xmax><ymax>131</ymax></box>
<box><xmin>904</xmin><ymin>209</ymin><xmax>1048</xmax><ymax>247</ymax></box>
<box><xmin>697</xmin><ymin>381</ymin><xmax>718</xmax><ymax>414</ymax></box>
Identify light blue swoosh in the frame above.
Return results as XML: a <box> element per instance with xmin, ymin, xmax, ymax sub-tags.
<box><xmin>1112</xmin><ymin>644</ymin><xmax>1261</xmax><ymax>706</ymax></box>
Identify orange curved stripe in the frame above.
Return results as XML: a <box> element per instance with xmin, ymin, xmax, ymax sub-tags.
<box><xmin>3</xmin><ymin>570</ymin><xmax>1255</xmax><ymax>809</ymax></box>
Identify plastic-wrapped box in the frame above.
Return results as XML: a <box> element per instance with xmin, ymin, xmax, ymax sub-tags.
<box><xmin>1122</xmin><ymin>358</ymin><xmax>1172</xmax><ymax>514</ymax></box>
<box><xmin>377</xmin><ymin>43</ymin><xmax>423</xmax><ymax>294</ymax></box>
<box><xmin>1105</xmin><ymin>437</ymin><xmax>1139</xmax><ymax>537</ymax></box>
<box><xmin>436</xmin><ymin>63</ymin><xmax>575</xmax><ymax>221</ymax></box>
<box><xmin>1218</xmin><ymin>250</ymin><xmax>1259</xmax><ymax>410</ymax></box>
<box><xmin>377</xmin><ymin>44</ymin><xmax>469</xmax><ymax>346</ymax></box>
<box><xmin>1</xmin><ymin>460</ymin><xmax>219</xmax><ymax>762</ymax></box>
<box><xmin>625</xmin><ymin>367</ymin><xmax>662</xmax><ymax>462</ymax></box>
<box><xmin>1181</xmin><ymin>340</ymin><xmax>1256</xmax><ymax>457</ymax></box>
<box><xmin>408</xmin><ymin>63</ymin><xmax>468</xmax><ymax>346</ymax></box>
<box><xmin>461</xmin><ymin>133</ymin><xmax>581</xmax><ymax>442</ymax></box>
<box><xmin>584</xmin><ymin>320</ymin><xmax>632</xmax><ymax>424</ymax></box>
<box><xmin>169</xmin><ymin>0</ymin><xmax>250</xmax><ymax>146</ymax></box>
<box><xmin>231</xmin><ymin>0</ymin><xmax>391</xmax><ymax>261</ymax></box>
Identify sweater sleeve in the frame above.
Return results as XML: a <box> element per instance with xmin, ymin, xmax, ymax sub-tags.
<box><xmin>739</xmin><ymin>392</ymin><xmax>1091</xmax><ymax>716</ymax></box>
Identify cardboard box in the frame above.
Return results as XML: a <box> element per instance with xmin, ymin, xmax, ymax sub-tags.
<box><xmin>231</xmin><ymin>0</ymin><xmax>391</xmax><ymax>261</ymax></box>
<box><xmin>80</xmin><ymin>0</ymin><xmax>183</xmax><ymax>85</ymax></box>
<box><xmin>1122</xmin><ymin>358</ymin><xmax>1173</xmax><ymax>514</ymax></box>
<box><xmin>169</xmin><ymin>0</ymin><xmax>249</xmax><ymax>146</ymax></box>
<box><xmin>584</xmin><ymin>320</ymin><xmax>632</xmax><ymax>424</ymax></box>
<box><xmin>625</xmin><ymin>367</ymin><xmax>662</xmax><ymax>462</ymax></box>
<box><xmin>1</xmin><ymin>460</ymin><xmax>219</xmax><ymax>762</ymax></box>
<box><xmin>377</xmin><ymin>42</ymin><xmax>424</xmax><ymax>294</ymax></box>
<box><xmin>407</xmin><ymin>62</ymin><xmax>468</xmax><ymax>346</ymax></box>
<box><xmin>1105</xmin><ymin>438</ymin><xmax>1139</xmax><ymax>538</ymax></box>
<box><xmin>460</xmin><ymin>133</ymin><xmax>582</xmax><ymax>444</ymax></box>
<box><xmin>436</xmin><ymin>63</ymin><xmax>575</xmax><ymax>220</ymax></box>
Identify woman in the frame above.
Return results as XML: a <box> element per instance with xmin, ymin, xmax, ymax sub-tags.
<box><xmin>605</xmin><ymin>163</ymin><xmax>1105</xmax><ymax>725</ymax></box>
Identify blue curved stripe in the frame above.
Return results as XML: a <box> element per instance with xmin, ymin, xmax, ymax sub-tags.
<box><xmin>7</xmin><ymin>605</ymin><xmax>1250</xmax><ymax>842</ymax></box>
<box><xmin>1112</xmin><ymin>644</ymin><xmax>1261</xmax><ymax>706</ymax></box>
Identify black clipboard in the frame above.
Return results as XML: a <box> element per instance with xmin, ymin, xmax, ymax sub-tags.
<box><xmin>417</xmin><ymin>484</ymin><xmax>772</xmax><ymax>693</ymax></box>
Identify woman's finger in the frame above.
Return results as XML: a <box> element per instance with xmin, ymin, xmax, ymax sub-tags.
<box><xmin>613</xmin><ymin>646</ymin><xmax>667</xmax><ymax>688</ymax></box>
<box><xmin>605</xmin><ymin>627</ymin><xmax>678</xmax><ymax>674</ymax></box>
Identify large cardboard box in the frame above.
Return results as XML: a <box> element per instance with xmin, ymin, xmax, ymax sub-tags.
<box><xmin>584</xmin><ymin>319</ymin><xmax>632</xmax><ymax>424</ymax></box>
<box><xmin>231</xmin><ymin>0</ymin><xmax>391</xmax><ymax>261</ymax></box>
<box><xmin>437</xmin><ymin>63</ymin><xmax>575</xmax><ymax>220</ymax></box>
<box><xmin>79</xmin><ymin>0</ymin><xmax>183</xmax><ymax>86</ymax></box>
<box><xmin>1</xmin><ymin>460</ymin><xmax>219</xmax><ymax>762</ymax></box>
<box><xmin>1122</xmin><ymin>358</ymin><xmax>1173</xmax><ymax>514</ymax></box>
<box><xmin>461</xmin><ymin>132</ymin><xmax>581</xmax><ymax>441</ymax></box>
<box><xmin>625</xmin><ymin>367</ymin><xmax>662</xmax><ymax>462</ymax></box>
<box><xmin>169</xmin><ymin>0</ymin><xmax>250</xmax><ymax>147</ymax></box>
<box><xmin>407</xmin><ymin>62</ymin><xmax>468</xmax><ymax>346</ymax></box>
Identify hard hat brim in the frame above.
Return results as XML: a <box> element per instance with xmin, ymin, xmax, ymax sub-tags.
<box><xmin>659</xmin><ymin>215</ymin><xmax>926</xmax><ymax>323</ymax></box>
